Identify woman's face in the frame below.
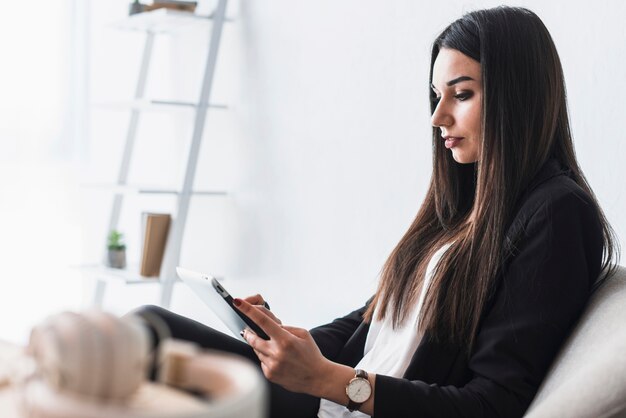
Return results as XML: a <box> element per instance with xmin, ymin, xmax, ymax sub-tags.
<box><xmin>430</xmin><ymin>48</ymin><xmax>482</xmax><ymax>164</ymax></box>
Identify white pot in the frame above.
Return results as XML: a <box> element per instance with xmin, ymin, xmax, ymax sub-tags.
<box><xmin>108</xmin><ymin>249</ymin><xmax>126</xmax><ymax>269</ymax></box>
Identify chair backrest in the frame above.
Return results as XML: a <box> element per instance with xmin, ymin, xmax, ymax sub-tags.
<box><xmin>525</xmin><ymin>265</ymin><xmax>626</xmax><ymax>418</ymax></box>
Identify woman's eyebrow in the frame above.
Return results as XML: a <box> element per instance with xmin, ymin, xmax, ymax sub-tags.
<box><xmin>446</xmin><ymin>75</ymin><xmax>474</xmax><ymax>86</ymax></box>
<box><xmin>430</xmin><ymin>75</ymin><xmax>476</xmax><ymax>91</ymax></box>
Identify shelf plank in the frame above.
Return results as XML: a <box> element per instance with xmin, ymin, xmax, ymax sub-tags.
<box><xmin>81</xmin><ymin>184</ymin><xmax>229</xmax><ymax>196</ymax></box>
<box><xmin>112</xmin><ymin>9</ymin><xmax>214</xmax><ymax>33</ymax></box>
<box><xmin>79</xmin><ymin>264</ymin><xmax>164</xmax><ymax>285</ymax></box>
<box><xmin>150</xmin><ymin>99</ymin><xmax>227</xmax><ymax>110</ymax></box>
<box><xmin>90</xmin><ymin>99</ymin><xmax>228</xmax><ymax>112</ymax></box>
<box><xmin>79</xmin><ymin>264</ymin><xmax>222</xmax><ymax>285</ymax></box>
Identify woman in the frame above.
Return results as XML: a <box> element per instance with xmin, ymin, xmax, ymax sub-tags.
<box><xmin>136</xmin><ymin>6</ymin><xmax>619</xmax><ymax>417</ymax></box>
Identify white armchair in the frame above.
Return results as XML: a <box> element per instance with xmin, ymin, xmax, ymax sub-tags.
<box><xmin>525</xmin><ymin>266</ymin><xmax>626</xmax><ymax>417</ymax></box>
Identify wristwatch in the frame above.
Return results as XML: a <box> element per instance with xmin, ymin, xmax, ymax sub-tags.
<box><xmin>345</xmin><ymin>369</ymin><xmax>372</xmax><ymax>412</ymax></box>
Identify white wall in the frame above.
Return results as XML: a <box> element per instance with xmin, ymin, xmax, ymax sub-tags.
<box><xmin>85</xmin><ymin>0</ymin><xmax>626</xmax><ymax>333</ymax></box>
<box><xmin>0</xmin><ymin>1</ymin><xmax>85</xmax><ymax>345</ymax></box>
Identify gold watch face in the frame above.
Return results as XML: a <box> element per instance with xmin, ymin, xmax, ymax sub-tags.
<box><xmin>347</xmin><ymin>378</ymin><xmax>372</xmax><ymax>403</ymax></box>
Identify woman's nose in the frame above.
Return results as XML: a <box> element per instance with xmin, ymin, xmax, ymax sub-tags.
<box><xmin>431</xmin><ymin>101</ymin><xmax>453</xmax><ymax>129</ymax></box>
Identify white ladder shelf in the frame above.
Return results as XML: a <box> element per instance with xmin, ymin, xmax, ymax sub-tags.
<box><xmin>88</xmin><ymin>1</ymin><xmax>229</xmax><ymax>309</ymax></box>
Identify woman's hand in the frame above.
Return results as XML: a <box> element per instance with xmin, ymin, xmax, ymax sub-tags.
<box><xmin>234</xmin><ymin>298</ymin><xmax>332</xmax><ymax>395</ymax></box>
<box><xmin>235</xmin><ymin>298</ymin><xmax>376</xmax><ymax>414</ymax></box>
<box><xmin>243</xmin><ymin>294</ymin><xmax>282</xmax><ymax>325</ymax></box>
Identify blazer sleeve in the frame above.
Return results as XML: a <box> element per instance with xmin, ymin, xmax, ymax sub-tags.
<box><xmin>309</xmin><ymin>301</ymin><xmax>370</xmax><ymax>361</ymax></box>
<box><xmin>373</xmin><ymin>190</ymin><xmax>604</xmax><ymax>418</ymax></box>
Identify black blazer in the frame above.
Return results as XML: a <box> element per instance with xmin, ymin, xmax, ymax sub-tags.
<box><xmin>308</xmin><ymin>159</ymin><xmax>604</xmax><ymax>418</ymax></box>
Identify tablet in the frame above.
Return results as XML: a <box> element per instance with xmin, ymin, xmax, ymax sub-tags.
<box><xmin>176</xmin><ymin>267</ymin><xmax>269</xmax><ymax>342</ymax></box>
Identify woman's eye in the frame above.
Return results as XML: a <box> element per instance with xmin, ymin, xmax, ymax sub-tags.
<box><xmin>431</xmin><ymin>91</ymin><xmax>472</xmax><ymax>105</ymax></box>
<box><xmin>454</xmin><ymin>92</ymin><xmax>473</xmax><ymax>101</ymax></box>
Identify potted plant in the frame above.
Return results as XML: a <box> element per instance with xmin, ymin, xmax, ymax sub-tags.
<box><xmin>107</xmin><ymin>230</ymin><xmax>127</xmax><ymax>269</ymax></box>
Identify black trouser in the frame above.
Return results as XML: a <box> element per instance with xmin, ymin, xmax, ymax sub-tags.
<box><xmin>132</xmin><ymin>305</ymin><xmax>320</xmax><ymax>418</ymax></box>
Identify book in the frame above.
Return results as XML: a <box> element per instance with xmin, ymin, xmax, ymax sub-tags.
<box><xmin>130</xmin><ymin>1</ymin><xmax>197</xmax><ymax>16</ymax></box>
<box><xmin>140</xmin><ymin>213</ymin><xmax>172</xmax><ymax>277</ymax></box>
<box><xmin>144</xmin><ymin>1</ymin><xmax>197</xmax><ymax>13</ymax></box>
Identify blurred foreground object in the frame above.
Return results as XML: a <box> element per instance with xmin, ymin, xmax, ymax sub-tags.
<box><xmin>0</xmin><ymin>310</ymin><xmax>267</xmax><ymax>418</ymax></box>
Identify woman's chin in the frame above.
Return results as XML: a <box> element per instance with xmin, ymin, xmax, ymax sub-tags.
<box><xmin>451</xmin><ymin>151</ymin><xmax>478</xmax><ymax>164</ymax></box>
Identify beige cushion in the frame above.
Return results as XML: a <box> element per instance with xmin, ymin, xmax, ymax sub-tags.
<box><xmin>525</xmin><ymin>266</ymin><xmax>626</xmax><ymax>418</ymax></box>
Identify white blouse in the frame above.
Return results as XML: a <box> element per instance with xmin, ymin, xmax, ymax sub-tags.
<box><xmin>317</xmin><ymin>243</ymin><xmax>453</xmax><ymax>418</ymax></box>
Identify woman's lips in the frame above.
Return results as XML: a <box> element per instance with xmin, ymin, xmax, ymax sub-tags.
<box><xmin>444</xmin><ymin>137</ymin><xmax>464</xmax><ymax>149</ymax></box>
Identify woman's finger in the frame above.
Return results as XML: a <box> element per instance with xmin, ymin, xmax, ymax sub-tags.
<box><xmin>252</xmin><ymin>347</ymin><xmax>277</xmax><ymax>381</ymax></box>
<box><xmin>243</xmin><ymin>328</ymin><xmax>272</xmax><ymax>356</ymax></box>
<box><xmin>243</xmin><ymin>294</ymin><xmax>265</xmax><ymax>305</ymax></box>
<box><xmin>234</xmin><ymin>298</ymin><xmax>287</xmax><ymax>340</ymax></box>
<box><xmin>281</xmin><ymin>325</ymin><xmax>310</xmax><ymax>339</ymax></box>
<box><xmin>257</xmin><ymin>306</ymin><xmax>282</xmax><ymax>324</ymax></box>
<box><xmin>250</xmin><ymin>345</ymin><xmax>270</xmax><ymax>363</ymax></box>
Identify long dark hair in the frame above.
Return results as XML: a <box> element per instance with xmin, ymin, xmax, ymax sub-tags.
<box><xmin>364</xmin><ymin>6</ymin><xmax>619</xmax><ymax>354</ymax></box>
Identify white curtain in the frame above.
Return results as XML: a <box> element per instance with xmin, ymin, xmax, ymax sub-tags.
<box><xmin>0</xmin><ymin>0</ymin><xmax>87</xmax><ymax>343</ymax></box>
